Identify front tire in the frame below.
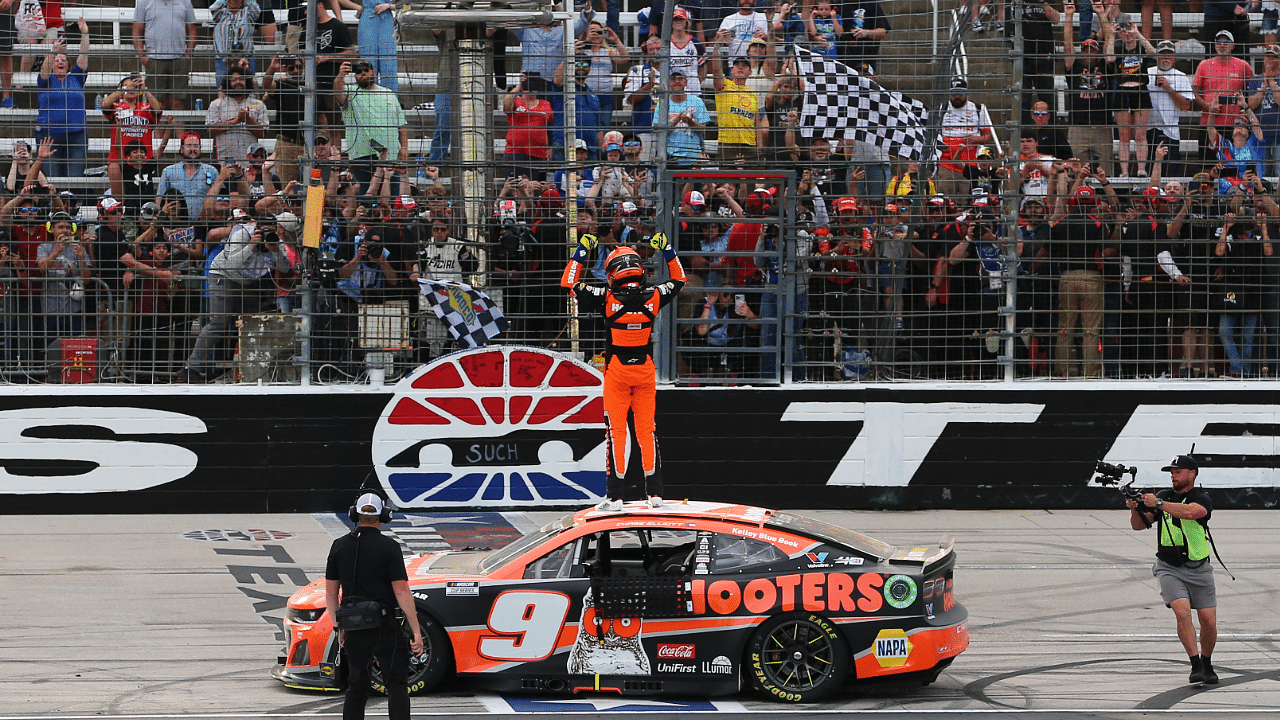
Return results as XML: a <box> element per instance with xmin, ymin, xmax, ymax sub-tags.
<box><xmin>369</xmin><ymin>612</ymin><xmax>452</xmax><ymax>696</ymax></box>
<box><xmin>745</xmin><ymin>612</ymin><xmax>850</xmax><ymax>702</ymax></box>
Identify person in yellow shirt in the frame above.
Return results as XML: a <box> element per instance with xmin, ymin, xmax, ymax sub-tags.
<box><xmin>711</xmin><ymin>29</ymin><xmax>766</xmax><ymax>168</ymax></box>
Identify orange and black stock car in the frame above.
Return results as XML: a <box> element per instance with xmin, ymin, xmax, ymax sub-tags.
<box><xmin>273</xmin><ymin>501</ymin><xmax>968</xmax><ymax>702</ymax></box>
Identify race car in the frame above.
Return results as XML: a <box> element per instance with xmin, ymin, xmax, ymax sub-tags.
<box><xmin>273</xmin><ymin>501</ymin><xmax>968</xmax><ymax>702</ymax></box>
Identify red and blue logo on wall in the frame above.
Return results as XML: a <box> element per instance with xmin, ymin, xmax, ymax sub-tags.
<box><xmin>372</xmin><ymin>347</ymin><xmax>608</xmax><ymax>507</ymax></box>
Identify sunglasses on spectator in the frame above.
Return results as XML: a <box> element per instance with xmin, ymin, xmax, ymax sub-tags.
<box><xmin>17</xmin><ymin>206</ymin><xmax>40</xmax><ymax>214</ymax></box>
<box><xmin>1032</xmin><ymin>111</ymin><xmax>1049</xmax><ymax>116</ymax></box>
<box><xmin>216</xmin><ymin>195</ymin><xmax>231</xmax><ymax>202</ymax></box>
<box><xmin>624</xmin><ymin>141</ymin><xmax>641</xmax><ymax>147</ymax></box>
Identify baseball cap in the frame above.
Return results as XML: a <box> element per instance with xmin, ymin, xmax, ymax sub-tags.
<box><xmin>1116</xmin><ymin>12</ymin><xmax>1134</xmax><ymax>28</ymax></box>
<box><xmin>1081</xmin><ymin>37</ymin><xmax>1101</xmax><ymax>51</ymax></box>
<box><xmin>1216</xmin><ymin>29</ymin><xmax>1234</xmax><ymax>42</ymax></box>
<box><xmin>1161</xmin><ymin>455</ymin><xmax>1198</xmax><ymax>472</ymax></box>
<box><xmin>620</xmin><ymin>200</ymin><xmax>638</xmax><ymax>215</ymax></box>
<box><xmin>355</xmin><ymin>492</ymin><xmax>385</xmax><ymax>515</ymax></box>
<box><xmin>574</xmin><ymin>138</ymin><xmax>589</xmax><ymax>151</ymax></box>
<box><xmin>1156</xmin><ymin>40</ymin><xmax>1177</xmax><ymax>54</ymax></box>
<box><xmin>393</xmin><ymin>195</ymin><xmax>418</xmax><ymax>211</ymax></box>
<box><xmin>672</xmin><ymin>6</ymin><xmax>689</xmax><ymax>20</ymax></box>
<box><xmin>1192</xmin><ymin>172</ymin><xmax>1212</xmax><ymax>184</ymax></box>
<box><xmin>976</xmin><ymin>146</ymin><xmax>994</xmax><ymax>159</ymax></box>
<box><xmin>274</xmin><ymin>211</ymin><xmax>301</xmax><ymax>235</ymax></box>
<box><xmin>683</xmin><ymin>190</ymin><xmax>706</xmax><ymax>207</ymax></box>
<box><xmin>835</xmin><ymin>197</ymin><xmax>858</xmax><ymax>213</ymax></box>
<box><xmin>670</xmin><ymin>68</ymin><xmax>686</xmax><ymax>78</ymax></box>
<box><xmin>98</xmin><ymin>196</ymin><xmax>123</xmax><ymax>214</ymax></box>
<box><xmin>748</xmin><ymin>37</ymin><xmax>766</xmax><ymax>46</ymax></box>
<box><xmin>1073</xmin><ymin>185</ymin><xmax>1097</xmax><ymax>201</ymax></box>
<box><xmin>605</xmin><ymin>142</ymin><xmax>623</xmax><ymax>153</ymax></box>
<box><xmin>603</xmin><ymin>130</ymin><xmax>625</xmax><ymax>147</ymax></box>
<box><xmin>314</xmin><ymin>131</ymin><xmax>330</xmax><ymax>144</ymax></box>
<box><xmin>950</xmin><ymin>78</ymin><xmax>968</xmax><ymax>91</ymax></box>
<box><xmin>231</xmin><ymin>207</ymin><xmax>250</xmax><ymax>221</ymax></box>
<box><xmin>247</xmin><ymin>142</ymin><xmax>267</xmax><ymax>157</ymax></box>
<box><xmin>181</xmin><ymin>130</ymin><xmax>203</xmax><ymax>144</ymax></box>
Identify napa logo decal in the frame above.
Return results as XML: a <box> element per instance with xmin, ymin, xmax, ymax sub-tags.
<box><xmin>372</xmin><ymin>346</ymin><xmax>608</xmax><ymax>507</ymax></box>
<box><xmin>873</xmin><ymin>629</ymin><xmax>912</xmax><ymax>668</ymax></box>
<box><xmin>447</xmin><ymin>285</ymin><xmax>478</xmax><ymax>326</ymax></box>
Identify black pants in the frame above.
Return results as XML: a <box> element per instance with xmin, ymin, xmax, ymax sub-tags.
<box><xmin>343</xmin><ymin>619</ymin><xmax>410</xmax><ymax>720</ymax></box>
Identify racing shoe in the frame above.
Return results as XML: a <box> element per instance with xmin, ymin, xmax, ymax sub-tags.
<box><xmin>647</xmin><ymin>495</ymin><xmax>663</xmax><ymax>508</ymax></box>
<box><xmin>1201</xmin><ymin>656</ymin><xmax>1218</xmax><ymax>685</ymax></box>
<box><xmin>1189</xmin><ymin>655</ymin><xmax>1205</xmax><ymax>684</ymax></box>
<box><xmin>595</xmin><ymin>498</ymin><xmax>622</xmax><ymax>512</ymax></box>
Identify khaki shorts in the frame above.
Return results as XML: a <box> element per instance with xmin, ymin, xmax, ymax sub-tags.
<box><xmin>147</xmin><ymin>57</ymin><xmax>191</xmax><ymax>104</ymax></box>
<box><xmin>1154</xmin><ymin>557</ymin><xmax>1216</xmax><ymax>609</ymax></box>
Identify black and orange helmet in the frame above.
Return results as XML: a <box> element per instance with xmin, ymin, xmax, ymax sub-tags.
<box><xmin>605</xmin><ymin>246</ymin><xmax>644</xmax><ymax>290</ymax></box>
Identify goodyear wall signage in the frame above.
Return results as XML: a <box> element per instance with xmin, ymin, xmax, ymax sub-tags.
<box><xmin>2</xmin><ymin>350</ymin><xmax>1280</xmax><ymax>512</ymax></box>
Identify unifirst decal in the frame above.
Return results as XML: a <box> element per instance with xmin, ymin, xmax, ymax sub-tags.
<box><xmin>690</xmin><ymin>573</ymin><xmax>885</xmax><ymax>616</ymax></box>
<box><xmin>873</xmin><ymin>629</ymin><xmax>911</xmax><ymax>667</ymax></box>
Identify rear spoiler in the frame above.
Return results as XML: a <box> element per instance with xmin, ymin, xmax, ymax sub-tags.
<box><xmin>887</xmin><ymin>537</ymin><xmax>956</xmax><ymax>574</ymax></box>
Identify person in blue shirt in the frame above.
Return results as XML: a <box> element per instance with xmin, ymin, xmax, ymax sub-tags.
<box><xmin>554</xmin><ymin>55</ymin><xmax>609</xmax><ymax>161</ymax></box>
<box><xmin>654</xmin><ymin>70</ymin><xmax>710</xmax><ymax>163</ymax></box>
<box><xmin>36</xmin><ymin>18</ymin><xmax>90</xmax><ymax>179</ymax></box>
<box><xmin>1209</xmin><ymin>103</ymin><xmax>1265</xmax><ymax>192</ymax></box>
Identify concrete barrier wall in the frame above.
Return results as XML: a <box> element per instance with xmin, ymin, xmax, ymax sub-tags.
<box><xmin>4</xmin><ymin>370</ymin><xmax>1280</xmax><ymax>513</ymax></box>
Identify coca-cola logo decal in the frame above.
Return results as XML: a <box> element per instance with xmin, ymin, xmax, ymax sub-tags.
<box><xmin>372</xmin><ymin>347</ymin><xmax>608</xmax><ymax>507</ymax></box>
<box><xmin>656</xmin><ymin>643</ymin><xmax>696</xmax><ymax>659</ymax></box>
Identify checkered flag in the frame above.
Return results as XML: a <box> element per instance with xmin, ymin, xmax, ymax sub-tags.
<box><xmin>417</xmin><ymin>279</ymin><xmax>510</xmax><ymax>348</ymax></box>
<box><xmin>794</xmin><ymin>46</ymin><xmax>932</xmax><ymax>161</ymax></box>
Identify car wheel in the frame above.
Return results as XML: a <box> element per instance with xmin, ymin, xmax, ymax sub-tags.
<box><xmin>745</xmin><ymin>612</ymin><xmax>850</xmax><ymax>702</ymax></box>
<box><xmin>369</xmin><ymin>612</ymin><xmax>452</xmax><ymax>696</ymax></box>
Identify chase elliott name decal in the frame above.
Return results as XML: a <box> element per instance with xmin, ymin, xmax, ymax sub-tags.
<box><xmin>372</xmin><ymin>347</ymin><xmax>608</xmax><ymax>508</ymax></box>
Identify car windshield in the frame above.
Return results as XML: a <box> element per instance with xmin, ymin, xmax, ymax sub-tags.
<box><xmin>766</xmin><ymin>512</ymin><xmax>895</xmax><ymax>560</ymax></box>
<box><xmin>478</xmin><ymin>513</ymin><xmax>575</xmax><ymax>574</ymax></box>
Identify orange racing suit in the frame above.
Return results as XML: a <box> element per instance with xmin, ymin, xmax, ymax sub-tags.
<box><xmin>561</xmin><ymin>244</ymin><xmax>686</xmax><ymax>499</ymax></box>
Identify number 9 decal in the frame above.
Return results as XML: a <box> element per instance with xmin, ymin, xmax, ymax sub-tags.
<box><xmin>478</xmin><ymin>590</ymin><xmax>572</xmax><ymax>661</ymax></box>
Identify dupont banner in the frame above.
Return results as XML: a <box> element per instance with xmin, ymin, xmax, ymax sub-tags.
<box><xmin>1</xmin><ymin>347</ymin><xmax>1279</xmax><ymax>512</ymax></box>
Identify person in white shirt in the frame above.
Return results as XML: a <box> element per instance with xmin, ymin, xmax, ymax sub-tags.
<box><xmin>668</xmin><ymin>7</ymin><xmax>705</xmax><ymax>96</ymax></box>
<box><xmin>718</xmin><ymin>0</ymin><xmax>769</xmax><ymax>60</ymax></box>
<box><xmin>1147</xmin><ymin>40</ymin><xmax>1194</xmax><ymax>178</ymax></box>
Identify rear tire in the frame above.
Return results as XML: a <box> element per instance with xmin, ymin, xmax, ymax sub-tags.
<box><xmin>369</xmin><ymin>612</ymin><xmax>452</xmax><ymax>696</ymax></box>
<box><xmin>745</xmin><ymin>612</ymin><xmax>850</xmax><ymax>702</ymax></box>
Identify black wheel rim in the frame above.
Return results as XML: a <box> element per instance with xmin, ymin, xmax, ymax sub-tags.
<box><xmin>370</xmin><ymin>628</ymin><xmax>433</xmax><ymax>686</ymax></box>
<box><xmin>759</xmin><ymin>620</ymin><xmax>837</xmax><ymax>692</ymax></box>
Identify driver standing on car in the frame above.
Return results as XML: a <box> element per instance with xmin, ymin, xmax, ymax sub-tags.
<box><xmin>1126</xmin><ymin>455</ymin><xmax>1219</xmax><ymax>686</ymax></box>
<box><xmin>325</xmin><ymin>493</ymin><xmax>423</xmax><ymax>720</ymax></box>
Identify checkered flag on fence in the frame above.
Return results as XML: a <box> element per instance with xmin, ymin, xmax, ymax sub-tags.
<box><xmin>417</xmin><ymin>279</ymin><xmax>510</xmax><ymax>348</ymax></box>
<box><xmin>794</xmin><ymin>46</ymin><xmax>931</xmax><ymax>161</ymax></box>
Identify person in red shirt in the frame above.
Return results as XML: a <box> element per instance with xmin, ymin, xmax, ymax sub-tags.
<box><xmin>501</xmin><ymin>73</ymin><xmax>553</xmax><ymax>180</ymax></box>
<box><xmin>101</xmin><ymin>73</ymin><xmax>171</xmax><ymax>199</ymax></box>
<box><xmin>1192</xmin><ymin>30</ymin><xmax>1254</xmax><ymax>169</ymax></box>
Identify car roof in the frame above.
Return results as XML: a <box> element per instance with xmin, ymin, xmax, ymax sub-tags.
<box><xmin>570</xmin><ymin>500</ymin><xmax>774</xmax><ymax>527</ymax></box>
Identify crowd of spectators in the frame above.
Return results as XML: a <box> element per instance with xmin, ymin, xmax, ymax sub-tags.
<box><xmin>3</xmin><ymin>0</ymin><xmax>1280</xmax><ymax>383</ymax></box>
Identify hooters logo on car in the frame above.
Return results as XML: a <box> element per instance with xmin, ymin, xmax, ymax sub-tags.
<box><xmin>656</xmin><ymin>644</ymin><xmax>695</xmax><ymax>659</ymax></box>
<box><xmin>372</xmin><ymin>347</ymin><xmax>608</xmax><ymax>507</ymax></box>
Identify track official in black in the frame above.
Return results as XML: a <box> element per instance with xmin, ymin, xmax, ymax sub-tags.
<box><xmin>325</xmin><ymin>493</ymin><xmax>424</xmax><ymax>720</ymax></box>
<box><xmin>1127</xmin><ymin>455</ymin><xmax>1219</xmax><ymax>685</ymax></box>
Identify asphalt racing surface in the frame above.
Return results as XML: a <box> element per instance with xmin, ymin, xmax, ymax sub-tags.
<box><xmin>4</xmin><ymin>508</ymin><xmax>1280</xmax><ymax>720</ymax></box>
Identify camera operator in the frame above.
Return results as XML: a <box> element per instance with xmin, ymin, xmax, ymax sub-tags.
<box><xmin>1126</xmin><ymin>454</ymin><xmax>1220</xmax><ymax>686</ymax></box>
<box><xmin>488</xmin><ymin>198</ymin><xmax>534</xmax><ymax>338</ymax></box>
<box><xmin>338</xmin><ymin>225</ymin><xmax>400</xmax><ymax>304</ymax></box>
<box><xmin>324</xmin><ymin>492</ymin><xmax>423</xmax><ymax>720</ymax></box>
<box><xmin>179</xmin><ymin>211</ymin><xmax>291</xmax><ymax>382</ymax></box>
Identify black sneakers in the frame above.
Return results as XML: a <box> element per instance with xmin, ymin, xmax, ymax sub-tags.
<box><xmin>1189</xmin><ymin>655</ymin><xmax>1204</xmax><ymax>684</ymax></box>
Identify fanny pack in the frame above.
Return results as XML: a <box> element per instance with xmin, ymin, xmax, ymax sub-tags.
<box><xmin>335</xmin><ymin>597</ymin><xmax>385</xmax><ymax>631</ymax></box>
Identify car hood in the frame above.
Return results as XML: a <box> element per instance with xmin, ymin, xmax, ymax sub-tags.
<box><xmin>406</xmin><ymin>549</ymin><xmax>497</xmax><ymax>580</ymax></box>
